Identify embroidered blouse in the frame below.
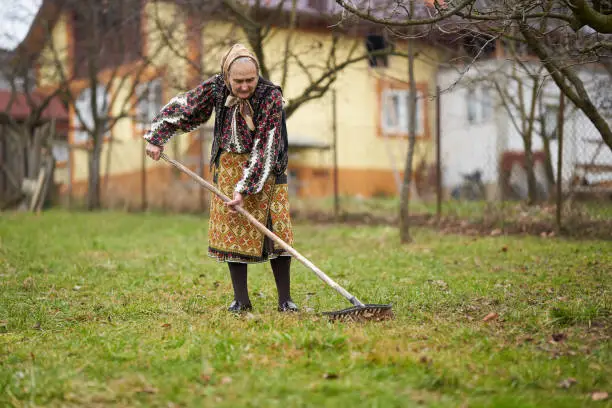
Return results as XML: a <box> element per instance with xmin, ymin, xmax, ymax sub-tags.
<box><xmin>144</xmin><ymin>74</ymin><xmax>284</xmax><ymax>196</ymax></box>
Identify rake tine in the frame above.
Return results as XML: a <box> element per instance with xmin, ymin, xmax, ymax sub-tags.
<box><xmin>322</xmin><ymin>304</ymin><xmax>394</xmax><ymax>322</ymax></box>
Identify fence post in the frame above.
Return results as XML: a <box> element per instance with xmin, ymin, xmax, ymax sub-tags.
<box><xmin>556</xmin><ymin>92</ymin><xmax>565</xmax><ymax>232</ymax></box>
<box><xmin>141</xmin><ymin>137</ymin><xmax>147</xmax><ymax>211</ymax></box>
<box><xmin>436</xmin><ymin>85</ymin><xmax>442</xmax><ymax>220</ymax></box>
<box><xmin>67</xmin><ymin>147</ymin><xmax>73</xmax><ymax>209</ymax></box>
<box><xmin>332</xmin><ymin>89</ymin><xmax>339</xmax><ymax>219</ymax></box>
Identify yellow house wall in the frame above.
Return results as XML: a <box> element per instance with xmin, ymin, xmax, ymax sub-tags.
<box><xmin>197</xmin><ymin>24</ymin><xmax>440</xmax><ymax>176</ymax></box>
<box><xmin>37</xmin><ymin>13</ymin><xmax>70</xmax><ymax>88</ymax></box>
<box><xmin>40</xmin><ymin>7</ymin><xmax>441</xmax><ymax>195</ymax></box>
<box><xmin>63</xmin><ymin>1</ymin><xmax>192</xmax><ymax>183</ymax></box>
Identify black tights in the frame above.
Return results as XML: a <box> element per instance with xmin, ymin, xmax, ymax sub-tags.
<box><xmin>228</xmin><ymin>256</ymin><xmax>292</xmax><ymax>305</ymax></box>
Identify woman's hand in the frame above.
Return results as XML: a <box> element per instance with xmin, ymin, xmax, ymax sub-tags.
<box><xmin>225</xmin><ymin>191</ymin><xmax>244</xmax><ymax>213</ymax></box>
<box><xmin>145</xmin><ymin>143</ymin><xmax>163</xmax><ymax>161</ymax></box>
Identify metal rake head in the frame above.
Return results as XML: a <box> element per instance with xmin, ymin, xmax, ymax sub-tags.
<box><xmin>322</xmin><ymin>304</ymin><xmax>394</xmax><ymax>322</ymax></box>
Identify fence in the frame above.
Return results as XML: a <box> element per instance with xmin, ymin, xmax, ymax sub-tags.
<box><xmin>33</xmin><ymin>89</ymin><xmax>612</xmax><ymax>238</ymax></box>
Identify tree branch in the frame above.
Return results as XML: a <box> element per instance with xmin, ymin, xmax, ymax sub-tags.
<box><xmin>566</xmin><ymin>0</ymin><xmax>612</xmax><ymax>33</ymax></box>
<box><xmin>519</xmin><ymin>22</ymin><xmax>612</xmax><ymax>151</ymax></box>
<box><xmin>334</xmin><ymin>0</ymin><xmax>476</xmax><ymax>27</ymax></box>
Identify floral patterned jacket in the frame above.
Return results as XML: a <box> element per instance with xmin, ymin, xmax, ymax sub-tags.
<box><xmin>144</xmin><ymin>74</ymin><xmax>288</xmax><ymax>195</ymax></box>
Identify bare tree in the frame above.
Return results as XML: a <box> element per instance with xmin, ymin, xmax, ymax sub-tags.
<box><xmin>40</xmin><ymin>0</ymin><xmax>165</xmax><ymax>210</ymax></box>
<box><xmin>148</xmin><ymin>0</ymin><xmax>402</xmax><ymax>119</ymax></box>
<box><xmin>399</xmin><ymin>0</ymin><xmax>418</xmax><ymax>243</ymax></box>
<box><xmin>1</xmin><ymin>33</ymin><xmax>63</xmax><ymax>210</ymax></box>
<box><xmin>334</xmin><ymin>0</ymin><xmax>612</xmax><ymax>151</ymax></box>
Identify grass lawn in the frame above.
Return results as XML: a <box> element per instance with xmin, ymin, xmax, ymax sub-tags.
<box><xmin>0</xmin><ymin>210</ymin><xmax>610</xmax><ymax>407</ymax></box>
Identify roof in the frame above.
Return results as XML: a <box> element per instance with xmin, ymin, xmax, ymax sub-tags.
<box><xmin>14</xmin><ymin>0</ymin><xmax>64</xmax><ymax>60</ymax></box>
<box><xmin>0</xmin><ymin>89</ymin><xmax>68</xmax><ymax>121</ymax></box>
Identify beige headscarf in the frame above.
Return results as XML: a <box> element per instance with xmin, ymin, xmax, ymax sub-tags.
<box><xmin>221</xmin><ymin>44</ymin><xmax>259</xmax><ymax>131</ymax></box>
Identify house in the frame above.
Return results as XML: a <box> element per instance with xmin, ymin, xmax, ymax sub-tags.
<box><xmin>21</xmin><ymin>0</ymin><xmax>450</xmax><ymax>209</ymax></box>
<box><xmin>0</xmin><ymin>44</ymin><xmax>69</xmax><ymax>206</ymax></box>
<box><xmin>437</xmin><ymin>48</ymin><xmax>612</xmax><ymax>200</ymax></box>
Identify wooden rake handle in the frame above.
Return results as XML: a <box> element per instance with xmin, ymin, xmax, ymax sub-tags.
<box><xmin>160</xmin><ymin>153</ymin><xmax>364</xmax><ymax>307</ymax></box>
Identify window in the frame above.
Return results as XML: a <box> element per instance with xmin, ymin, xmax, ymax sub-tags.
<box><xmin>467</xmin><ymin>85</ymin><xmax>493</xmax><ymax>125</ymax></box>
<box><xmin>467</xmin><ymin>88</ymin><xmax>477</xmax><ymax>124</ymax></box>
<box><xmin>135</xmin><ymin>79</ymin><xmax>163</xmax><ymax>132</ymax></box>
<box><xmin>543</xmin><ymin>105</ymin><xmax>559</xmax><ymax>140</ymax></box>
<box><xmin>381</xmin><ymin>88</ymin><xmax>424</xmax><ymax>135</ymax></box>
<box><xmin>365</xmin><ymin>35</ymin><xmax>388</xmax><ymax>68</ymax></box>
<box><xmin>481</xmin><ymin>86</ymin><xmax>492</xmax><ymax>121</ymax></box>
<box><xmin>52</xmin><ymin>132</ymin><xmax>69</xmax><ymax>163</ymax></box>
<box><xmin>73</xmin><ymin>85</ymin><xmax>110</xmax><ymax>143</ymax></box>
<box><xmin>463</xmin><ymin>34</ymin><xmax>497</xmax><ymax>59</ymax></box>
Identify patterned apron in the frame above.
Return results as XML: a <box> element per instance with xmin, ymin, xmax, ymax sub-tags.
<box><xmin>208</xmin><ymin>151</ymin><xmax>293</xmax><ymax>263</ymax></box>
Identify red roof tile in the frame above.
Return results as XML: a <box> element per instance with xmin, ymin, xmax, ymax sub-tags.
<box><xmin>0</xmin><ymin>89</ymin><xmax>68</xmax><ymax>121</ymax></box>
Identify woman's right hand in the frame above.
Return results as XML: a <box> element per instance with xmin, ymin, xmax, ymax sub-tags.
<box><xmin>145</xmin><ymin>142</ymin><xmax>163</xmax><ymax>161</ymax></box>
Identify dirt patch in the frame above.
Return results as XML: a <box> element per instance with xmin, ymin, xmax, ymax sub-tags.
<box><xmin>290</xmin><ymin>210</ymin><xmax>612</xmax><ymax>240</ymax></box>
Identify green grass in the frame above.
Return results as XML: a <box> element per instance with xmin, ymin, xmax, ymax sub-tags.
<box><xmin>0</xmin><ymin>210</ymin><xmax>610</xmax><ymax>407</ymax></box>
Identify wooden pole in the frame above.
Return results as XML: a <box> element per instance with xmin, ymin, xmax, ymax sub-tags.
<box><xmin>436</xmin><ymin>85</ymin><xmax>442</xmax><ymax>219</ymax></box>
<box><xmin>67</xmin><ymin>146</ymin><xmax>73</xmax><ymax>209</ymax></box>
<box><xmin>141</xmin><ymin>137</ymin><xmax>147</xmax><ymax>211</ymax></box>
<box><xmin>0</xmin><ymin>125</ymin><xmax>4</xmax><ymax>196</ymax></box>
<box><xmin>556</xmin><ymin>92</ymin><xmax>565</xmax><ymax>231</ymax></box>
<box><xmin>332</xmin><ymin>89</ymin><xmax>339</xmax><ymax>218</ymax></box>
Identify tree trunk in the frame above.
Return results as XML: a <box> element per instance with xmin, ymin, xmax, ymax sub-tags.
<box><xmin>541</xmin><ymin>134</ymin><xmax>555</xmax><ymax>192</ymax></box>
<box><xmin>523</xmin><ymin>138</ymin><xmax>538</xmax><ymax>204</ymax></box>
<box><xmin>87</xmin><ymin>133</ymin><xmax>103</xmax><ymax>210</ymax></box>
<box><xmin>537</xmin><ymin>103</ymin><xmax>556</xmax><ymax>194</ymax></box>
<box><xmin>520</xmin><ymin>23</ymin><xmax>612</xmax><ymax>153</ymax></box>
<box><xmin>523</xmin><ymin>77</ymin><xmax>540</xmax><ymax>204</ymax></box>
<box><xmin>399</xmin><ymin>10</ymin><xmax>417</xmax><ymax>244</ymax></box>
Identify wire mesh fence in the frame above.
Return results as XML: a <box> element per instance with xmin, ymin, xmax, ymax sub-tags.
<box><xmin>45</xmin><ymin>88</ymin><xmax>611</xmax><ymax>239</ymax></box>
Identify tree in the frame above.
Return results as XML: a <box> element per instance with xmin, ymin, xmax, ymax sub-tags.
<box><xmin>39</xmin><ymin>0</ymin><xmax>165</xmax><ymax>210</ymax></box>
<box><xmin>148</xmin><ymin>0</ymin><xmax>402</xmax><ymax>119</ymax></box>
<box><xmin>399</xmin><ymin>0</ymin><xmax>418</xmax><ymax>243</ymax></box>
<box><xmin>1</xmin><ymin>28</ymin><xmax>64</xmax><ymax>210</ymax></box>
<box><xmin>334</xmin><ymin>0</ymin><xmax>612</xmax><ymax>152</ymax></box>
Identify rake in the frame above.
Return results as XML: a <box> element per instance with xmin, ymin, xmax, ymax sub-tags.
<box><xmin>160</xmin><ymin>153</ymin><xmax>393</xmax><ymax>322</ymax></box>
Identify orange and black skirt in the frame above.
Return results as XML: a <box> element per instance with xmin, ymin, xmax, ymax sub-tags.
<box><xmin>208</xmin><ymin>152</ymin><xmax>294</xmax><ymax>263</ymax></box>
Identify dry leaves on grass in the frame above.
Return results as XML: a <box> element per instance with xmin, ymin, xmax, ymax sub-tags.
<box><xmin>551</xmin><ymin>332</ymin><xmax>567</xmax><ymax>343</ymax></box>
<box><xmin>483</xmin><ymin>312</ymin><xmax>499</xmax><ymax>322</ymax></box>
<box><xmin>592</xmin><ymin>392</ymin><xmax>608</xmax><ymax>401</ymax></box>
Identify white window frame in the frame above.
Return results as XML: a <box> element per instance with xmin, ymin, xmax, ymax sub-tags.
<box><xmin>135</xmin><ymin>78</ymin><xmax>163</xmax><ymax>132</ymax></box>
<box><xmin>481</xmin><ymin>86</ymin><xmax>492</xmax><ymax>121</ymax></box>
<box><xmin>52</xmin><ymin>143</ymin><xmax>69</xmax><ymax>163</ymax></box>
<box><xmin>381</xmin><ymin>88</ymin><xmax>424</xmax><ymax>136</ymax></box>
<box><xmin>543</xmin><ymin>104</ymin><xmax>559</xmax><ymax>140</ymax></box>
<box><xmin>73</xmin><ymin>85</ymin><xmax>110</xmax><ymax>144</ymax></box>
<box><xmin>467</xmin><ymin>85</ymin><xmax>493</xmax><ymax>125</ymax></box>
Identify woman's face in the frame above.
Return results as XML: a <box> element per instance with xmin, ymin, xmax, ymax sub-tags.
<box><xmin>228</xmin><ymin>59</ymin><xmax>258</xmax><ymax>99</ymax></box>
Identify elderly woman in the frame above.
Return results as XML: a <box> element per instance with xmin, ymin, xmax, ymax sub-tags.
<box><xmin>144</xmin><ymin>44</ymin><xmax>297</xmax><ymax>313</ymax></box>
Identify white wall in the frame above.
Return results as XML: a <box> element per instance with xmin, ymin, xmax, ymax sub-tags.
<box><xmin>438</xmin><ymin>60</ymin><xmax>612</xmax><ymax>194</ymax></box>
<box><xmin>438</xmin><ymin>61</ymin><xmax>501</xmax><ymax>190</ymax></box>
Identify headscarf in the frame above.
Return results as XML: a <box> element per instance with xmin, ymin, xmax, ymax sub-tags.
<box><xmin>221</xmin><ymin>44</ymin><xmax>259</xmax><ymax>131</ymax></box>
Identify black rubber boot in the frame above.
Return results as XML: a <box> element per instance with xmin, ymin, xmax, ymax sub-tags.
<box><xmin>271</xmin><ymin>256</ymin><xmax>298</xmax><ymax>312</ymax></box>
<box><xmin>228</xmin><ymin>262</ymin><xmax>252</xmax><ymax>312</ymax></box>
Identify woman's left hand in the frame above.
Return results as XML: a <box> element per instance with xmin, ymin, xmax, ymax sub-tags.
<box><xmin>225</xmin><ymin>192</ymin><xmax>244</xmax><ymax>213</ymax></box>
